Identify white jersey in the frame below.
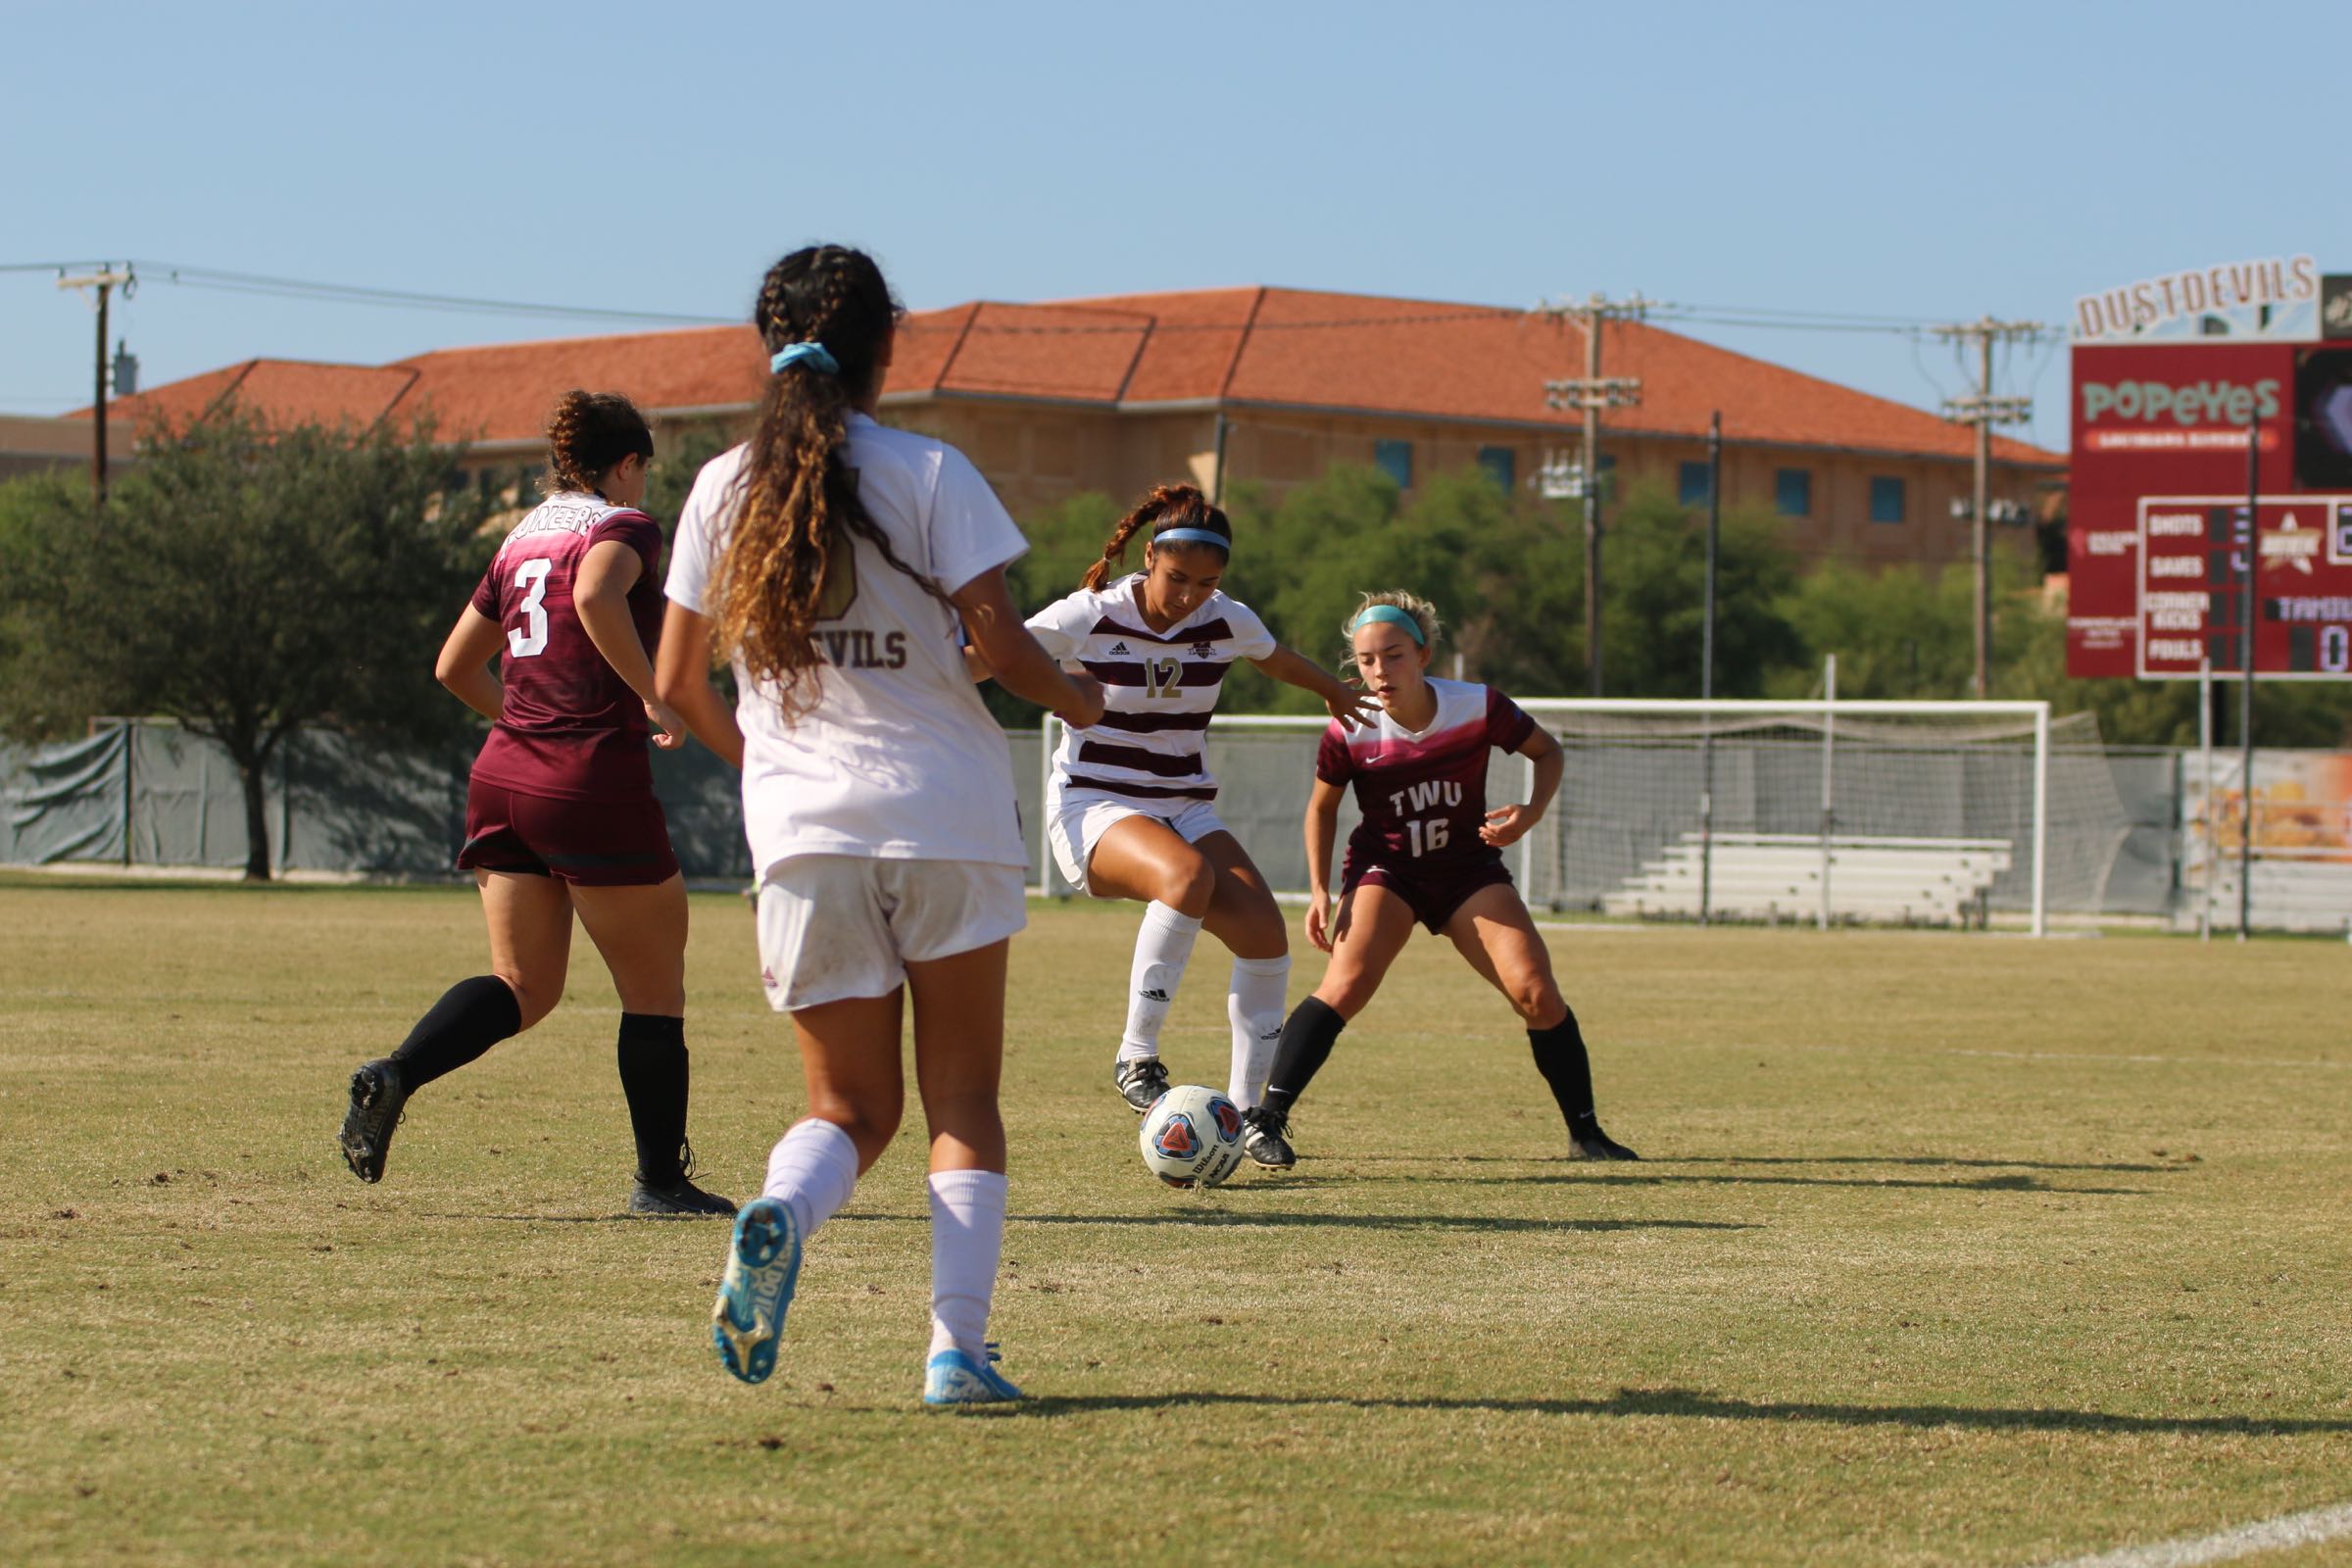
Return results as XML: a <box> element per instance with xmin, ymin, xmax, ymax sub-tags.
<box><xmin>666</xmin><ymin>414</ymin><xmax>1029</xmax><ymax>874</ymax></box>
<box><xmin>1026</xmin><ymin>575</ymin><xmax>1276</xmax><ymax>804</ymax></box>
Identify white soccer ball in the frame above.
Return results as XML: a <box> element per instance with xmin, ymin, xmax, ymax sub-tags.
<box><xmin>1138</xmin><ymin>1083</ymin><xmax>1246</xmax><ymax>1190</ymax></box>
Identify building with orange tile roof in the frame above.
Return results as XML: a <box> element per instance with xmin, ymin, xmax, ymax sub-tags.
<box><xmin>84</xmin><ymin>285</ymin><xmax>2063</xmax><ymax>567</ymax></box>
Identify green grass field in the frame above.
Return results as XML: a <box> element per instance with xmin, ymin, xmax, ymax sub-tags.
<box><xmin>2</xmin><ymin>879</ymin><xmax>2348</xmax><ymax>1566</ymax></box>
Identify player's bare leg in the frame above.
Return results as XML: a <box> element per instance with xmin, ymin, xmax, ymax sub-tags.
<box><xmin>906</xmin><ymin>939</ymin><xmax>1023</xmax><ymax>1403</ymax></box>
<box><xmin>1444</xmin><ymin>882</ymin><xmax>1638</xmax><ymax>1161</ymax></box>
<box><xmin>713</xmin><ymin>987</ymin><xmax>906</xmax><ymax>1384</ymax></box>
<box><xmin>1085</xmin><ymin>815</ymin><xmax>1214</xmax><ymax>1111</ymax></box>
<box><xmin>478</xmin><ymin>868</ymin><xmax>574</xmax><ymax>1028</ymax></box>
<box><xmin>571</xmin><ymin>874</ymin><xmax>728</xmax><ymax>1214</ymax></box>
<box><xmin>1195</xmin><ymin>832</ymin><xmax>1290</xmax><ymax>1111</ymax></box>
<box><xmin>1248</xmin><ymin>883</ymin><xmax>1418</xmax><ymax>1167</ymax></box>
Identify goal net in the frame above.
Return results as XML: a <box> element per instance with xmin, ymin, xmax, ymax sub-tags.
<box><xmin>1039</xmin><ymin>700</ymin><xmax>2132</xmax><ymax>936</ymax></box>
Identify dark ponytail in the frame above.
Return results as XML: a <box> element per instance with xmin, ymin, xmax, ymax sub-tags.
<box><xmin>711</xmin><ymin>244</ymin><xmax>946</xmax><ymax>715</ymax></box>
<box><xmin>1081</xmin><ymin>483</ymin><xmax>1233</xmax><ymax>592</ymax></box>
<box><xmin>543</xmin><ymin>390</ymin><xmax>652</xmax><ymax>500</ymax></box>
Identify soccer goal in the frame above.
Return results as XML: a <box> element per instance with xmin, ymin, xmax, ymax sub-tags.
<box><xmin>1038</xmin><ymin>699</ymin><xmax>2134</xmax><ymax>937</ymax></box>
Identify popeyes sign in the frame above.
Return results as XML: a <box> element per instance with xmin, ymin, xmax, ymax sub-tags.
<box><xmin>2073</xmin><ymin>254</ymin><xmax>2320</xmax><ymax>344</ymax></box>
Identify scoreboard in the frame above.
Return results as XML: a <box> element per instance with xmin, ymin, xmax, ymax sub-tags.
<box><xmin>2132</xmin><ymin>495</ymin><xmax>2352</xmax><ymax>677</ymax></box>
<box><xmin>2066</xmin><ymin>255</ymin><xmax>2352</xmax><ymax>680</ymax></box>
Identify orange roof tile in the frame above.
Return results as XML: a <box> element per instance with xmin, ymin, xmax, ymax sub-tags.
<box><xmin>90</xmin><ymin>285</ymin><xmax>2063</xmax><ymax>466</ymax></box>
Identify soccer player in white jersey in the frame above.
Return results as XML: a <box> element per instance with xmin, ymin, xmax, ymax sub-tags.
<box><xmin>1012</xmin><ymin>485</ymin><xmax>1377</xmax><ymax>1163</ymax></box>
<box><xmin>654</xmin><ymin>245</ymin><xmax>1103</xmax><ymax>1407</ymax></box>
<box><xmin>1242</xmin><ymin>591</ymin><xmax>1640</xmax><ymax>1169</ymax></box>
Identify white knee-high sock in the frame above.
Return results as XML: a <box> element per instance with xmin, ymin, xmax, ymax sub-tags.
<box><xmin>1119</xmin><ymin>902</ymin><xmax>1202</xmax><ymax>1063</ymax></box>
<box><xmin>927</xmin><ymin>1168</ymin><xmax>1008</xmax><ymax>1360</ymax></box>
<box><xmin>1225</xmin><ymin>955</ymin><xmax>1291</xmax><ymax>1109</ymax></box>
<box><xmin>761</xmin><ymin>1118</ymin><xmax>859</xmax><ymax>1242</ymax></box>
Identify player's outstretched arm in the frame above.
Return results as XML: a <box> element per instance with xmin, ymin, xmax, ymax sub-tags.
<box><xmin>953</xmin><ymin>566</ymin><xmax>1104</xmax><ymax>726</ymax></box>
<box><xmin>1483</xmin><ymin>725</ymin><xmax>1564</xmax><ymax>848</ymax></box>
<box><xmin>653</xmin><ymin>602</ymin><xmax>747</xmax><ymax>769</ymax></box>
<box><xmin>1250</xmin><ymin>645</ymin><xmax>1381</xmax><ymax>729</ymax></box>
<box><xmin>434</xmin><ymin>607</ymin><xmax>507</xmax><ymax>723</ymax></box>
<box><xmin>575</xmin><ymin>539</ymin><xmax>685</xmax><ymax>748</ymax></box>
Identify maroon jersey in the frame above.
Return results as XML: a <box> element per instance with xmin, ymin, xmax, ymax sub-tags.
<box><xmin>467</xmin><ymin>496</ymin><xmax>663</xmax><ymax>801</ymax></box>
<box><xmin>1317</xmin><ymin>678</ymin><xmax>1538</xmax><ymax>876</ymax></box>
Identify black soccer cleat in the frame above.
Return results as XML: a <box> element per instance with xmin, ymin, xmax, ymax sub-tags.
<box><xmin>1241</xmin><ymin>1105</ymin><xmax>1296</xmax><ymax>1170</ymax></box>
<box><xmin>1112</xmin><ymin>1056</ymin><xmax>1170</xmax><ymax>1114</ymax></box>
<box><xmin>338</xmin><ymin>1058</ymin><xmax>410</xmax><ymax>1183</ymax></box>
<box><xmin>1568</xmin><ymin>1116</ymin><xmax>1641</xmax><ymax>1161</ymax></box>
<box><xmin>629</xmin><ymin>1174</ymin><xmax>738</xmax><ymax>1216</ymax></box>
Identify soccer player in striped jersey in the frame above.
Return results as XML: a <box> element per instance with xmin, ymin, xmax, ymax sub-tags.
<box><xmin>1014</xmin><ymin>485</ymin><xmax>1377</xmax><ymax>1158</ymax></box>
<box><xmin>1242</xmin><ymin>591</ymin><xmax>1640</xmax><ymax>1169</ymax></box>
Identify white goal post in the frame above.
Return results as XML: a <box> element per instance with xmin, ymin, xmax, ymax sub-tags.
<box><xmin>1037</xmin><ymin>698</ymin><xmax>2130</xmax><ymax>939</ymax></box>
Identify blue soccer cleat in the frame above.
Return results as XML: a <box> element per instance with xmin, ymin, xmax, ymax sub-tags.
<box><xmin>923</xmin><ymin>1344</ymin><xmax>1026</xmax><ymax>1407</ymax></box>
<box><xmin>710</xmin><ymin>1197</ymin><xmax>800</xmax><ymax>1385</ymax></box>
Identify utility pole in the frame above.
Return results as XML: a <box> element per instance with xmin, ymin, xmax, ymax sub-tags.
<box><xmin>1934</xmin><ymin>316</ymin><xmax>2042</xmax><ymax>698</ymax></box>
<box><xmin>1542</xmin><ymin>293</ymin><xmax>1647</xmax><ymax>695</ymax></box>
<box><xmin>57</xmin><ymin>265</ymin><xmax>136</xmax><ymax>505</ymax></box>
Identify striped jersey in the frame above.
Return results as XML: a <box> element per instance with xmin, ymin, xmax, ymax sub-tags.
<box><xmin>1027</xmin><ymin>574</ymin><xmax>1277</xmax><ymax>804</ymax></box>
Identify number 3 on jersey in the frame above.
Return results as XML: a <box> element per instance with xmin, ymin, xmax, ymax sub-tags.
<box><xmin>508</xmin><ymin>558</ymin><xmax>552</xmax><ymax>658</ymax></box>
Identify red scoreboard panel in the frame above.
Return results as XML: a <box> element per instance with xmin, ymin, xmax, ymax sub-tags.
<box><xmin>2134</xmin><ymin>495</ymin><xmax>2352</xmax><ymax>676</ymax></box>
<box><xmin>2069</xmin><ymin>337</ymin><xmax>2352</xmax><ymax>678</ymax></box>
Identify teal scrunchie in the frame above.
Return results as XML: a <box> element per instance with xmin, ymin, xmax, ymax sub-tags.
<box><xmin>1349</xmin><ymin>604</ymin><xmax>1426</xmax><ymax>646</ymax></box>
<box><xmin>770</xmin><ymin>342</ymin><xmax>839</xmax><ymax>375</ymax></box>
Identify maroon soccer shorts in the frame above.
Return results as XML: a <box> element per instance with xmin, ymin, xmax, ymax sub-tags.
<box><xmin>457</xmin><ymin>777</ymin><xmax>679</xmax><ymax>887</ymax></box>
<box><xmin>1343</xmin><ymin>854</ymin><xmax>1517</xmax><ymax>935</ymax></box>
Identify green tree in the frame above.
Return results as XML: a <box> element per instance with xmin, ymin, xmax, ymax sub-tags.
<box><xmin>0</xmin><ymin>406</ymin><xmax>493</xmax><ymax>879</ymax></box>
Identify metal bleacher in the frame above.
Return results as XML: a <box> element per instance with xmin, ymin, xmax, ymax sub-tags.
<box><xmin>1602</xmin><ymin>831</ymin><xmax>2014</xmax><ymax>927</ymax></box>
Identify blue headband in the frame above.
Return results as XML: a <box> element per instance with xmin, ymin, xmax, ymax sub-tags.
<box><xmin>770</xmin><ymin>342</ymin><xmax>840</xmax><ymax>375</ymax></box>
<box><xmin>1152</xmin><ymin>527</ymin><xmax>1229</xmax><ymax>552</ymax></box>
<box><xmin>1350</xmin><ymin>604</ymin><xmax>1426</xmax><ymax>645</ymax></box>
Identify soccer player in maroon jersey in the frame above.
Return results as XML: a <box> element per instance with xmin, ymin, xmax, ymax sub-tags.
<box><xmin>337</xmin><ymin>390</ymin><xmax>734</xmax><ymax>1216</ymax></box>
<box><xmin>1243</xmin><ymin>591</ymin><xmax>1640</xmax><ymax>1168</ymax></box>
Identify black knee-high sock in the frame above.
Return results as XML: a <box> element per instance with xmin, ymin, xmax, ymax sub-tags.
<box><xmin>1260</xmin><ymin>998</ymin><xmax>1347</xmax><ymax>1117</ymax></box>
<box><xmin>388</xmin><ymin>976</ymin><xmax>522</xmax><ymax>1090</ymax></box>
<box><xmin>1528</xmin><ymin>1008</ymin><xmax>1597</xmax><ymax>1126</ymax></box>
<box><xmin>616</xmin><ymin>1012</ymin><xmax>690</xmax><ymax>1184</ymax></box>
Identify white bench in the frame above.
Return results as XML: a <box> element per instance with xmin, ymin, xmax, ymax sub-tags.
<box><xmin>2174</xmin><ymin>858</ymin><xmax>2352</xmax><ymax>935</ymax></box>
<box><xmin>1602</xmin><ymin>832</ymin><xmax>2013</xmax><ymax>927</ymax></box>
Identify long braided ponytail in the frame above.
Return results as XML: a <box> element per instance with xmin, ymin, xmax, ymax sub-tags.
<box><xmin>711</xmin><ymin>245</ymin><xmax>948</xmax><ymax>714</ymax></box>
<box><xmin>1080</xmin><ymin>483</ymin><xmax>1233</xmax><ymax>591</ymax></box>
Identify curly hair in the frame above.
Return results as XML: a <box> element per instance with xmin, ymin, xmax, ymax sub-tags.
<box><xmin>543</xmin><ymin>390</ymin><xmax>653</xmax><ymax>499</ymax></box>
<box><xmin>1342</xmin><ymin>589</ymin><xmax>1444</xmax><ymax>671</ymax></box>
<box><xmin>710</xmin><ymin>245</ymin><xmax>947</xmax><ymax>713</ymax></box>
<box><xmin>1080</xmin><ymin>483</ymin><xmax>1233</xmax><ymax>591</ymax></box>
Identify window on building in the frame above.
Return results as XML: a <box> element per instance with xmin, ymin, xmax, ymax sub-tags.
<box><xmin>1375</xmin><ymin>438</ymin><xmax>1414</xmax><ymax>489</ymax></box>
<box><xmin>1477</xmin><ymin>445</ymin><xmax>1515</xmax><ymax>492</ymax></box>
<box><xmin>1870</xmin><ymin>475</ymin><xmax>1906</xmax><ymax>524</ymax></box>
<box><xmin>1678</xmin><ymin>461</ymin><xmax>1713</xmax><ymax>507</ymax></box>
<box><xmin>1775</xmin><ymin>466</ymin><xmax>1812</xmax><ymax>517</ymax></box>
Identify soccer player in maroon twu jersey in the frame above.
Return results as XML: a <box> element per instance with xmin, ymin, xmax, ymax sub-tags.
<box><xmin>336</xmin><ymin>390</ymin><xmax>735</xmax><ymax>1216</ymax></box>
<box><xmin>1242</xmin><ymin>591</ymin><xmax>1640</xmax><ymax>1169</ymax></box>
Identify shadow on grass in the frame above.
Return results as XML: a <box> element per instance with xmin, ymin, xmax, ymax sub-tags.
<box><xmin>1001</xmin><ymin>1213</ymin><xmax>1754</xmax><ymax>1234</ymax></box>
<box><xmin>1352</xmin><ymin>1153</ymin><xmax>2173</xmax><ymax>1174</ymax></box>
<box><xmin>1006</xmin><ymin>1385</ymin><xmax>2352</xmax><ymax>1436</ymax></box>
<box><xmin>1422</xmin><ymin>1171</ymin><xmax>2148</xmax><ymax>1196</ymax></box>
<box><xmin>1675</xmin><ymin>1155</ymin><xmax>2176</xmax><ymax>1174</ymax></box>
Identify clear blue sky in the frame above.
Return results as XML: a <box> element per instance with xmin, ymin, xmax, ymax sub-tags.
<box><xmin>5</xmin><ymin>0</ymin><xmax>2345</xmax><ymax>452</ymax></box>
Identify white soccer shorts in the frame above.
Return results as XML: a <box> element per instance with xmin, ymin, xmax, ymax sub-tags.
<box><xmin>1047</xmin><ymin>789</ymin><xmax>1229</xmax><ymax>897</ymax></box>
<box><xmin>755</xmin><ymin>857</ymin><xmax>1027</xmax><ymax>1011</ymax></box>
